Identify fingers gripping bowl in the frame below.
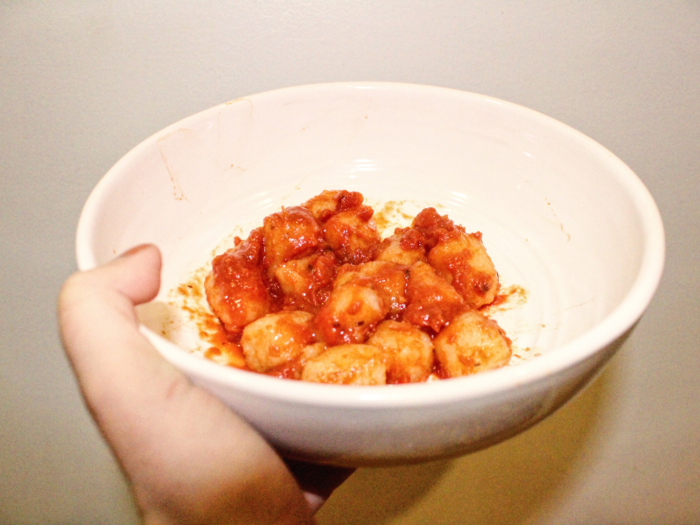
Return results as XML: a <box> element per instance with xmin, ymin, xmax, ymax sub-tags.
<box><xmin>76</xmin><ymin>83</ymin><xmax>665</xmax><ymax>466</ymax></box>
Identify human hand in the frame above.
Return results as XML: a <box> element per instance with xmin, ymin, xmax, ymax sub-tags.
<box><xmin>58</xmin><ymin>245</ymin><xmax>351</xmax><ymax>525</ymax></box>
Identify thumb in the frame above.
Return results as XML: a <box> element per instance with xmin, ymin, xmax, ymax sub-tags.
<box><xmin>58</xmin><ymin>246</ymin><xmax>314</xmax><ymax>524</ymax></box>
<box><xmin>62</xmin><ymin>244</ymin><xmax>162</xmax><ymax>316</ymax></box>
<box><xmin>110</xmin><ymin>244</ymin><xmax>163</xmax><ymax>305</ymax></box>
<box><xmin>58</xmin><ymin>244</ymin><xmax>165</xmax><ymax>396</ymax></box>
<box><xmin>58</xmin><ymin>243</ymin><xmax>172</xmax><ymax>425</ymax></box>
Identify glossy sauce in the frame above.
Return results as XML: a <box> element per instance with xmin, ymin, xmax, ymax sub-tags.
<box><xmin>180</xmin><ymin>191</ymin><xmax>522</xmax><ymax>384</ymax></box>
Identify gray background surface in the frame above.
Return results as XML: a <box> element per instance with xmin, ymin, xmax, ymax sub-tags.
<box><xmin>1</xmin><ymin>2</ymin><xmax>698</xmax><ymax>523</ymax></box>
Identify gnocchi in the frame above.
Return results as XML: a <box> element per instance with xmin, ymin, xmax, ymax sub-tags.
<box><xmin>203</xmin><ymin>190</ymin><xmax>511</xmax><ymax>384</ymax></box>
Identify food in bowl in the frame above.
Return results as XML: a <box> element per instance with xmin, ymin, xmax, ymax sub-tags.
<box><xmin>202</xmin><ymin>189</ymin><xmax>512</xmax><ymax>384</ymax></box>
<box><xmin>76</xmin><ymin>82</ymin><xmax>664</xmax><ymax>465</ymax></box>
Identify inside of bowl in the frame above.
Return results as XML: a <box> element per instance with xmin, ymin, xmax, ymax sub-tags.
<box><xmin>79</xmin><ymin>83</ymin><xmax>652</xmax><ymax>366</ymax></box>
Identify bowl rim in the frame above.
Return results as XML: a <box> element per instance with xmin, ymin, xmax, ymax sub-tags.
<box><xmin>77</xmin><ymin>81</ymin><xmax>666</xmax><ymax>408</ymax></box>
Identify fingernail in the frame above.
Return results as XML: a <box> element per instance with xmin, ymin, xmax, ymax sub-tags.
<box><xmin>119</xmin><ymin>244</ymin><xmax>153</xmax><ymax>258</ymax></box>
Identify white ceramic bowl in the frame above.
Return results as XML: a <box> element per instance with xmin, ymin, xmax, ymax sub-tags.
<box><xmin>76</xmin><ymin>82</ymin><xmax>664</xmax><ymax>466</ymax></box>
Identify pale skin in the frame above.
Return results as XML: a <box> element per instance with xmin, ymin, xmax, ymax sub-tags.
<box><xmin>58</xmin><ymin>245</ymin><xmax>351</xmax><ymax>525</ymax></box>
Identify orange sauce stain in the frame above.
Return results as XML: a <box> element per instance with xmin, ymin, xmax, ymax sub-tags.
<box><xmin>482</xmin><ymin>284</ymin><xmax>528</xmax><ymax>313</ymax></box>
<box><xmin>373</xmin><ymin>200</ymin><xmax>412</xmax><ymax>234</ymax></box>
<box><xmin>168</xmin><ymin>266</ymin><xmax>248</xmax><ymax>370</ymax></box>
